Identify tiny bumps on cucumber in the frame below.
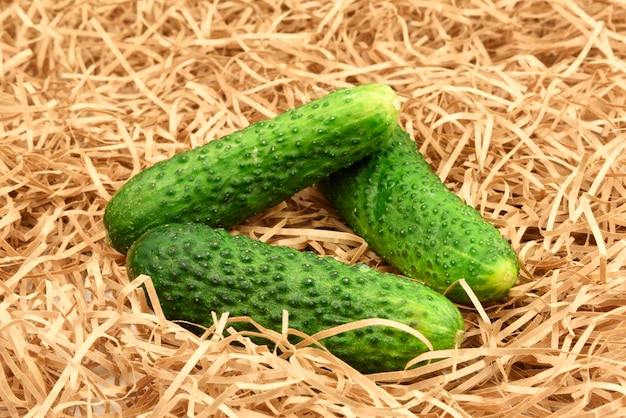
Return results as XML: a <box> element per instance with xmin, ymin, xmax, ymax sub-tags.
<box><xmin>103</xmin><ymin>83</ymin><xmax>401</xmax><ymax>254</ymax></box>
<box><xmin>126</xmin><ymin>223</ymin><xmax>465</xmax><ymax>373</ymax></box>
<box><xmin>318</xmin><ymin>127</ymin><xmax>519</xmax><ymax>304</ymax></box>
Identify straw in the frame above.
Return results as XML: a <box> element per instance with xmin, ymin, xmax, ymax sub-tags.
<box><xmin>1</xmin><ymin>0</ymin><xmax>625</xmax><ymax>416</ymax></box>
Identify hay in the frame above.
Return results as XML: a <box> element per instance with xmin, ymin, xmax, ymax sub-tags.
<box><xmin>1</xmin><ymin>0</ymin><xmax>625</xmax><ymax>416</ymax></box>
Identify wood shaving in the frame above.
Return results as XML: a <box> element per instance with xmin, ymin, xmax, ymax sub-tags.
<box><xmin>1</xmin><ymin>0</ymin><xmax>625</xmax><ymax>416</ymax></box>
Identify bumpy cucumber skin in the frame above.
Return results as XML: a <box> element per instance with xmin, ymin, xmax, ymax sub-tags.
<box><xmin>318</xmin><ymin>128</ymin><xmax>519</xmax><ymax>304</ymax></box>
<box><xmin>126</xmin><ymin>223</ymin><xmax>465</xmax><ymax>373</ymax></box>
<box><xmin>104</xmin><ymin>83</ymin><xmax>400</xmax><ymax>254</ymax></box>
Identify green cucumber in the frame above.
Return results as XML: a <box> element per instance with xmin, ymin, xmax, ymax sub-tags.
<box><xmin>318</xmin><ymin>127</ymin><xmax>519</xmax><ymax>304</ymax></box>
<box><xmin>126</xmin><ymin>223</ymin><xmax>465</xmax><ymax>373</ymax></box>
<box><xmin>104</xmin><ymin>83</ymin><xmax>401</xmax><ymax>254</ymax></box>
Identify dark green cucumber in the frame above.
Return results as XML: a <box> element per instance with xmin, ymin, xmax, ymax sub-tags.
<box><xmin>126</xmin><ymin>223</ymin><xmax>465</xmax><ymax>373</ymax></box>
<box><xmin>104</xmin><ymin>83</ymin><xmax>401</xmax><ymax>254</ymax></box>
<box><xmin>318</xmin><ymin>127</ymin><xmax>519</xmax><ymax>304</ymax></box>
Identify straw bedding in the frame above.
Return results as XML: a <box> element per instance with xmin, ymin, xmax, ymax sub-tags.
<box><xmin>1</xmin><ymin>0</ymin><xmax>625</xmax><ymax>416</ymax></box>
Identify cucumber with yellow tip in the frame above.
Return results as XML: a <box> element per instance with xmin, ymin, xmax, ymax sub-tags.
<box><xmin>319</xmin><ymin>127</ymin><xmax>519</xmax><ymax>304</ymax></box>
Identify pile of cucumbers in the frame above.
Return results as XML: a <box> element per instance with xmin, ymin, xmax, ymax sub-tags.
<box><xmin>104</xmin><ymin>83</ymin><xmax>519</xmax><ymax>373</ymax></box>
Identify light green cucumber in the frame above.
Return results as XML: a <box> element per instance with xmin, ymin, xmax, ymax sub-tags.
<box><xmin>126</xmin><ymin>223</ymin><xmax>465</xmax><ymax>373</ymax></box>
<box><xmin>318</xmin><ymin>127</ymin><xmax>519</xmax><ymax>304</ymax></box>
<box><xmin>104</xmin><ymin>83</ymin><xmax>400</xmax><ymax>254</ymax></box>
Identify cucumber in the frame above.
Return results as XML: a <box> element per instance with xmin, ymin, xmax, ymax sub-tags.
<box><xmin>126</xmin><ymin>223</ymin><xmax>465</xmax><ymax>373</ymax></box>
<box><xmin>318</xmin><ymin>127</ymin><xmax>519</xmax><ymax>304</ymax></box>
<box><xmin>104</xmin><ymin>83</ymin><xmax>401</xmax><ymax>254</ymax></box>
